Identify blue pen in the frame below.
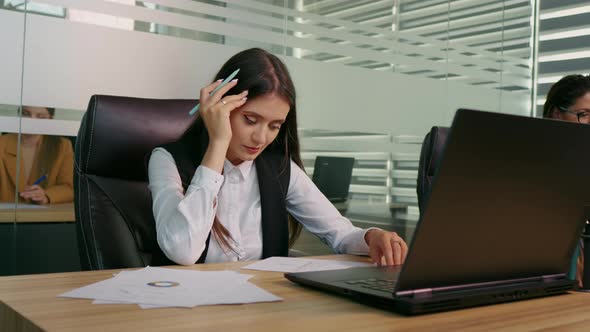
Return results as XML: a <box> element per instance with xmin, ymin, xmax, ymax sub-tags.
<box><xmin>188</xmin><ymin>68</ymin><xmax>241</xmax><ymax>115</ymax></box>
<box><xmin>33</xmin><ymin>174</ymin><xmax>47</xmax><ymax>186</ymax></box>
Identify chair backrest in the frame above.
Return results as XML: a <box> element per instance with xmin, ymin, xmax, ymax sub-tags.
<box><xmin>416</xmin><ymin>126</ymin><xmax>450</xmax><ymax>215</ymax></box>
<box><xmin>75</xmin><ymin>94</ymin><xmax>197</xmax><ymax>270</ymax></box>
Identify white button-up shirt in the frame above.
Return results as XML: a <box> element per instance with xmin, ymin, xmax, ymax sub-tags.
<box><xmin>148</xmin><ymin>147</ymin><xmax>371</xmax><ymax>265</ymax></box>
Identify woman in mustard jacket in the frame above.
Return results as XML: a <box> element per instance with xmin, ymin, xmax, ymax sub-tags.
<box><xmin>0</xmin><ymin>106</ymin><xmax>74</xmax><ymax>204</ymax></box>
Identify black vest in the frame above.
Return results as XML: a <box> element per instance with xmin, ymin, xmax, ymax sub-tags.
<box><xmin>161</xmin><ymin>122</ymin><xmax>291</xmax><ymax>264</ymax></box>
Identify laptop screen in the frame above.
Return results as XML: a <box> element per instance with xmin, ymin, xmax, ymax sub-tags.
<box><xmin>396</xmin><ymin>109</ymin><xmax>589</xmax><ymax>292</ymax></box>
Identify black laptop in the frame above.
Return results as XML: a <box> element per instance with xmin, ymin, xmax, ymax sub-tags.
<box><xmin>285</xmin><ymin>109</ymin><xmax>590</xmax><ymax>315</ymax></box>
<box><xmin>312</xmin><ymin>156</ymin><xmax>355</xmax><ymax>203</ymax></box>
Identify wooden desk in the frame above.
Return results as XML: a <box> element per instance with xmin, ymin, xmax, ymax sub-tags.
<box><xmin>1</xmin><ymin>255</ymin><xmax>590</xmax><ymax>332</ymax></box>
<box><xmin>0</xmin><ymin>203</ymin><xmax>75</xmax><ymax>223</ymax></box>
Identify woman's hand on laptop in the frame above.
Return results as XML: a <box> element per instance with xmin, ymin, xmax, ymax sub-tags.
<box><xmin>364</xmin><ymin>229</ymin><xmax>408</xmax><ymax>266</ymax></box>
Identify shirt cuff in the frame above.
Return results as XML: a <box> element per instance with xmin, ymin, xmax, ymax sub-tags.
<box><xmin>341</xmin><ymin>227</ymin><xmax>379</xmax><ymax>255</ymax></box>
<box><xmin>357</xmin><ymin>227</ymin><xmax>383</xmax><ymax>254</ymax></box>
<box><xmin>187</xmin><ymin>165</ymin><xmax>224</xmax><ymax>195</ymax></box>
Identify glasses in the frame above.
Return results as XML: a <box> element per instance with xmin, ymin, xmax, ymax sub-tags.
<box><xmin>557</xmin><ymin>106</ymin><xmax>590</xmax><ymax>124</ymax></box>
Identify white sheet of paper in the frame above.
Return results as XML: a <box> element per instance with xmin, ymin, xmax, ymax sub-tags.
<box><xmin>62</xmin><ymin>268</ymin><xmax>244</xmax><ymax>307</ymax></box>
<box><xmin>61</xmin><ymin>267</ymin><xmax>280</xmax><ymax>308</ymax></box>
<box><xmin>93</xmin><ymin>299</ymin><xmax>134</xmax><ymax>305</ymax></box>
<box><xmin>137</xmin><ymin>281</ymin><xmax>281</xmax><ymax>309</ymax></box>
<box><xmin>242</xmin><ymin>257</ymin><xmax>373</xmax><ymax>273</ymax></box>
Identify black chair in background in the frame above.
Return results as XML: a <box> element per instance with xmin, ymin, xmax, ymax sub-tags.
<box><xmin>74</xmin><ymin>95</ymin><xmax>197</xmax><ymax>270</ymax></box>
<box><xmin>416</xmin><ymin>126</ymin><xmax>449</xmax><ymax>215</ymax></box>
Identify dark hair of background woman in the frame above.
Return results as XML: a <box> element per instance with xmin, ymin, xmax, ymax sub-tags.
<box><xmin>189</xmin><ymin>48</ymin><xmax>303</xmax><ymax>251</ymax></box>
<box><xmin>543</xmin><ymin>74</ymin><xmax>590</xmax><ymax>118</ymax></box>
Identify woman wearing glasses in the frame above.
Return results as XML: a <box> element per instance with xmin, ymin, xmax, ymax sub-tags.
<box><xmin>543</xmin><ymin>74</ymin><xmax>590</xmax><ymax>124</ymax></box>
<box><xmin>543</xmin><ymin>74</ymin><xmax>590</xmax><ymax>289</ymax></box>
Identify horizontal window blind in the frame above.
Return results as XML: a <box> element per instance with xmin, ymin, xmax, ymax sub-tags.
<box><xmin>0</xmin><ymin>0</ymin><xmax>534</xmax><ymax>221</ymax></box>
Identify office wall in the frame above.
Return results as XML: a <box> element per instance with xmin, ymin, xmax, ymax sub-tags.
<box><xmin>0</xmin><ymin>0</ymin><xmax>534</xmax><ymax>190</ymax></box>
<box><xmin>0</xmin><ymin>1</ymin><xmax>534</xmax><ymax>132</ymax></box>
<box><xmin>0</xmin><ymin>0</ymin><xmax>535</xmax><ymax>272</ymax></box>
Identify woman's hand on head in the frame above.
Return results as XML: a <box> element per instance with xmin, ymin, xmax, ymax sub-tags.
<box><xmin>19</xmin><ymin>185</ymin><xmax>49</xmax><ymax>205</ymax></box>
<box><xmin>364</xmin><ymin>229</ymin><xmax>408</xmax><ymax>266</ymax></box>
<box><xmin>199</xmin><ymin>79</ymin><xmax>248</xmax><ymax>146</ymax></box>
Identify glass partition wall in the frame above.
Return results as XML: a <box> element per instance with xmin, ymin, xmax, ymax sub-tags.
<box><xmin>0</xmin><ymin>0</ymin><xmax>535</xmax><ymax>272</ymax></box>
<box><xmin>0</xmin><ymin>1</ymin><xmax>25</xmax><ymax>275</ymax></box>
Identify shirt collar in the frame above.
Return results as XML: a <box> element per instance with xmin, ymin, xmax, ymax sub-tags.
<box><xmin>223</xmin><ymin>159</ymin><xmax>254</xmax><ymax>180</ymax></box>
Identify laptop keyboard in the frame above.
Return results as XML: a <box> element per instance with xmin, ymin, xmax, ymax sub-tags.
<box><xmin>346</xmin><ymin>278</ymin><xmax>398</xmax><ymax>293</ymax></box>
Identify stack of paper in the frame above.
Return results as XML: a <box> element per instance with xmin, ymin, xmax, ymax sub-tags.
<box><xmin>242</xmin><ymin>257</ymin><xmax>373</xmax><ymax>273</ymax></box>
<box><xmin>59</xmin><ymin>266</ymin><xmax>281</xmax><ymax>309</ymax></box>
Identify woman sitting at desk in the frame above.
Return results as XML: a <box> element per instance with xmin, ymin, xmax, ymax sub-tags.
<box><xmin>148</xmin><ymin>48</ymin><xmax>408</xmax><ymax>266</ymax></box>
<box><xmin>0</xmin><ymin>106</ymin><xmax>74</xmax><ymax>204</ymax></box>
<box><xmin>542</xmin><ymin>74</ymin><xmax>590</xmax><ymax>288</ymax></box>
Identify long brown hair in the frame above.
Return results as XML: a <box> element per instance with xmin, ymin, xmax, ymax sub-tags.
<box><xmin>196</xmin><ymin>48</ymin><xmax>303</xmax><ymax>251</ymax></box>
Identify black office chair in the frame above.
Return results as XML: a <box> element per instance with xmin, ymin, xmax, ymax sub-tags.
<box><xmin>416</xmin><ymin>126</ymin><xmax>450</xmax><ymax>215</ymax></box>
<box><xmin>74</xmin><ymin>95</ymin><xmax>197</xmax><ymax>270</ymax></box>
